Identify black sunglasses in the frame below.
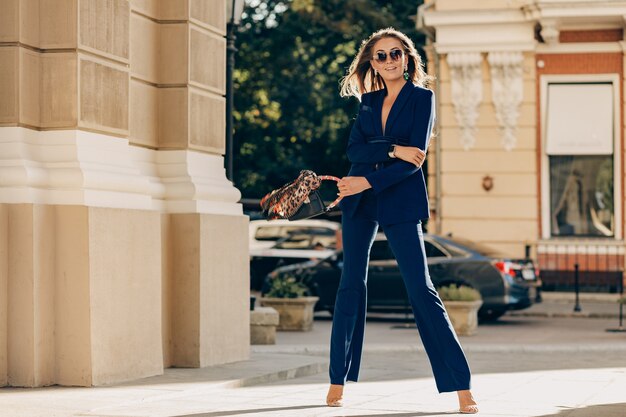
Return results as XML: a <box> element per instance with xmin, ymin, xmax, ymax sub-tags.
<box><xmin>373</xmin><ymin>49</ymin><xmax>404</xmax><ymax>64</ymax></box>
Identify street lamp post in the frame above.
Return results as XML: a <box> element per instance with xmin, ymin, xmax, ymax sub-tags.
<box><xmin>225</xmin><ymin>0</ymin><xmax>245</xmax><ymax>183</ymax></box>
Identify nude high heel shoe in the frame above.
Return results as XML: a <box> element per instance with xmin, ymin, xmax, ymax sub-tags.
<box><xmin>326</xmin><ymin>384</ymin><xmax>344</xmax><ymax>407</ymax></box>
<box><xmin>460</xmin><ymin>404</ymin><xmax>479</xmax><ymax>414</ymax></box>
<box><xmin>458</xmin><ymin>390</ymin><xmax>478</xmax><ymax>414</ymax></box>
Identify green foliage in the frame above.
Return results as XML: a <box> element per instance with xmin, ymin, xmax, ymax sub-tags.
<box><xmin>234</xmin><ymin>0</ymin><xmax>426</xmax><ymax>199</ymax></box>
<box><xmin>264</xmin><ymin>267</ymin><xmax>315</xmax><ymax>298</ymax></box>
<box><xmin>438</xmin><ymin>284</ymin><xmax>482</xmax><ymax>302</ymax></box>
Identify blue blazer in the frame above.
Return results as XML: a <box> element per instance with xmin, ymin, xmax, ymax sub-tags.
<box><xmin>339</xmin><ymin>80</ymin><xmax>436</xmax><ymax>226</ymax></box>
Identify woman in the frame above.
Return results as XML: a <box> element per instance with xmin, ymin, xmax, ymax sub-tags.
<box><xmin>327</xmin><ymin>27</ymin><xmax>478</xmax><ymax>414</ymax></box>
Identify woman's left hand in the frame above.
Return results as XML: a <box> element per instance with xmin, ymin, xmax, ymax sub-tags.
<box><xmin>337</xmin><ymin>176</ymin><xmax>372</xmax><ymax>198</ymax></box>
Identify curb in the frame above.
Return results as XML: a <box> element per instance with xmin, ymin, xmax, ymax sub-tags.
<box><xmin>186</xmin><ymin>353</ymin><xmax>329</xmax><ymax>390</ymax></box>
<box><xmin>508</xmin><ymin>311</ymin><xmax>622</xmax><ymax>319</ymax></box>
<box><xmin>229</xmin><ymin>360</ymin><xmax>329</xmax><ymax>388</ymax></box>
<box><xmin>540</xmin><ymin>292</ymin><xmax>621</xmax><ymax>302</ymax></box>
<box><xmin>252</xmin><ymin>343</ymin><xmax>626</xmax><ymax>355</ymax></box>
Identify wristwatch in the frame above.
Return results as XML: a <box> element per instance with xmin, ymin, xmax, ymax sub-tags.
<box><xmin>387</xmin><ymin>144</ymin><xmax>397</xmax><ymax>158</ymax></box>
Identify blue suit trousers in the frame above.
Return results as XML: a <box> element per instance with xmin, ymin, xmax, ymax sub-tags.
<box><xmin>329</xmin><ymin>191</ymin><xmax>472</xmax><ymax>393</ymax></box>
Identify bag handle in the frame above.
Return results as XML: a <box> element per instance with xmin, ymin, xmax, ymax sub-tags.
<box><xmin>318</xmin><ymin>175</ymin><xmax>342</xmax><ymax>211</ymax></box>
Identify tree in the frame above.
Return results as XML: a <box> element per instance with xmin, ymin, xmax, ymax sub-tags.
<box><xmin>234</xmin><ymin>0</ymin><xmax>426</xmax><ymax>200</ymax></box>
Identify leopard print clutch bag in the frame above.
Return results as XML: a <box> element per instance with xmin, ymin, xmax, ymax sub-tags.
<box><xmin>260</xmin><ymin>170</ymin><xmax>341</xmax><ymax>221</ymax></box>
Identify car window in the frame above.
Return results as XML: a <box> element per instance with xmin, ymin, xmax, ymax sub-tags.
<box><xmin>424</xmin><ymin>240</ymin><xmax>448</xmax><ymax>258</ymax></box>
<box><xmin>370</xmin><ymin>240</ymin><xmax>394</xmax><ymax>261</ymax></box>
<box><xmin>304</xmin><ymin>227</ymin><xmax>336</xmax><ymax>237</ymax></box>
<box><xmin>255</xmin><ymin>225</ymin><xmax>336</xmax><ymax>240</ymax></box>
<box><xmin>273</xmin><ymin>234</ymin><xmax>313</xmax><ymax>249</ymax></box>
<box><xmin>445</xmin><ymin>236</ymin><xmax>506</xmax><ymax>257</ymax></box>
<box><xmin>442</xmin><ymin>244</ymin><xmax>468</xmax><ymax>258</ymax></box>
<box><xmin>254</xmin><ymin>226</ymin><xmax>284</xmax><ymax>241</ymax></box>
<box><xmin>273</xmin><ymin>232</ymin><xmax>336</xmax><ymax>250</ymax></box>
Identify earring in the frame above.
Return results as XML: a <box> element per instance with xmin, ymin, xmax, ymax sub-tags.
<box><xmin>403</xmin><ymin>67</ymin><xmax>409</xmax><ymax>81</ymax></box>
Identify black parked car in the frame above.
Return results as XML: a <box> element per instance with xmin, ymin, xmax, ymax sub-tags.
<box><xmin>263</xmin><ymin>233</ymin><xmax>541</xmax><ymax>321</ymax></box>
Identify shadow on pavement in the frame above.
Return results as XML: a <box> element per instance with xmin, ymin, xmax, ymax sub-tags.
<box><xmin>317</xmin><ymin>313</ymin><xmax>541</xmax><ymax>326</ymax></box>
<box><xmin>174</xmin><ymin>404</ymin><xmax>326</xmax><ymax>416</ymax></box>
<box><xmin>177</xmin><ymin>402</ymin><xmax>626</xmax><ymax>417</ymax></box>
<box><xmin>320</xmin><ymin>413</ymin><xmax>456</xmax><ymax>417</ymax></box>
<box><xmin>176</xmin><ymin>407</ymin><xmax>454</xmax><ymax>417</ymax></box>
<box><xmin>535</xmin><ymin>402</ymin><xmax>626</xmax><ymax>417</ymax></box>
<box><xmin>476</xmin><ymin>317</ymin><xmax>535</xmax><ymax>326</ymax></box>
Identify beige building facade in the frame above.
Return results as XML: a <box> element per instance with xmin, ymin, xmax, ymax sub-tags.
<box><xmin>0</xmin><ymin>0</ymin><xmax>249</xmax><ymax>387</ymax></box>
<box><xmin>422</xmin><ymin>0</ymin><xmax>626</xmax><ymax>290</ymax></box>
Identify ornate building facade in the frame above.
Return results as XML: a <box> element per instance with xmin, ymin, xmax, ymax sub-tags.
<box><xmin>0</xmin><ymin>0</ymin><xmax>249</xmax><ymax>387</ymax></box>
<box><xmin>422</xmin><ymin>0</ymin><xmax>626</xmax><ymax>290</ymax></box>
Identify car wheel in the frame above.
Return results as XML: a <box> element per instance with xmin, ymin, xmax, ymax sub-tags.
<box><xmin>478</xmin><ymin>309</ymin><xmax>507</xmax><ymax>322</ymax></box>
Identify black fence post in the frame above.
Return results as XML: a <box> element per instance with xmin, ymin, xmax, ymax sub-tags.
<box><xmin>607</xmin><ymin>272</ymin><xmax>625</xmax><ymax>333</ymax></box>
<box><xmin>619</xmin><ymin>273</ymin><xmax>624</xmax><ymax>329</ymax></box>
<box><xmin>573</xmin><ymin>263</ymin><xmax>582</xmax><ymax>312</ymax></box>
<box><xmin>617</xmin><ymin>274</ymin><xmax>624</xmax><ymax>331</ymax></box>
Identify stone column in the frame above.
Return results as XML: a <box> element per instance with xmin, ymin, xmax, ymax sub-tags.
<box><xmin>0</xmin><ymin>0</ymin><xmax>248</xmax><ymax>387</ymax></box>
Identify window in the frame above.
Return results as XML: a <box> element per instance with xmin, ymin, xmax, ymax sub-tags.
<box><xmin>255</xmin><ymin>226</ymin><xmax>337</xmax><ymax>246</ymax></box>
<box><xmin>549</xmin><ymin>155</ymin><xmax>613</xmax><ymax>236</ymax></box>
<box><xmin>544</xmin><ymin>81</ymin><xmax>617</xmax><ymax>238</ymax></box>
<box><xmin>423</xmin><ymin>240</ymin><xmax>448</xmax><ymax>258</ymax></box>
<box><xmin>255</xmin><ymin>226</ymin><xmax>283</xmax><ymax>241</ymax></box>
<box><xmin>273</xmin><ymin>233</ymin><xmax>314</xmax><ymax>249</ymax></box>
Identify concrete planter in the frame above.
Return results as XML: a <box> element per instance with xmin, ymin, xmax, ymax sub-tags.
<box><xmin>443</xmin><ymin>300</ymin><xmax>483</xmax><ymax>336</ymax></box>
<box><xmin>250</xmin><ymin>306</ymin><xmax>279</xmax><ymax>345</ymax></box>
<box><xmin>259</xmin><ymin>296</ymin><xmax>319</xmax><ymax>331</ymax></box>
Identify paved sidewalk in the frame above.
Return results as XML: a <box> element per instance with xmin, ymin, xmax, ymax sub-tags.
<box><xmin>508</xmin><ymin>292</ymin><xmax>624</xmax><ymax>319</ymax></box>
<box><xmin>2</xmin><ymin>300</ymin><xmax>626</xmax><ymax>417</ymax></box>
<box><xmin>254</xmin><ymin>314</ymin><xmax>626</xmax><ymax>354</ymax></box>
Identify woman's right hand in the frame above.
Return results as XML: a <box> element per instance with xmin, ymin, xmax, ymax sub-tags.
<box><xmin>393</xmin><ymin>146</ymin><xmax>426</xmax><ymax>168</ymax></box>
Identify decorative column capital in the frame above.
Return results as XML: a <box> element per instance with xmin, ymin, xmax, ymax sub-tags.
<box><xmin>447</xmin><ymin>52</ymin><xmax>483</xmax><ymax>151</ymax></box>
<box><xmin>487</xmin><ymin>51</ymin><xmax>524</xmax><ymax>151</ymax></box>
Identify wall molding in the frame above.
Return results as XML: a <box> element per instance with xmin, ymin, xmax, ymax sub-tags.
<box><xmin>0</xmin><ymin>127</ymin><xmax>242</xmax><ymax>215</ymax></box>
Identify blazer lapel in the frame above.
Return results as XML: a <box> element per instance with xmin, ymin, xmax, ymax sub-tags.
<box><xmin>373</xmin><ymin>90</ymin><xmax>385</xmax><ymax>137</ymax></box>
<box><xmin>383</xmin><ymin>81</ymin><xmax>412</xmax><ymax>136</ymax></box>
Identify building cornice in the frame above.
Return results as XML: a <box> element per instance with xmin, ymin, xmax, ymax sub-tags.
<box><xmin>523</xmin><ymin>1</ymin><xmax>626</xmax><ymax>21</ymax></box>
<box><xmin>433</xmin><ymin>43</ymin><xmax>537</xmax><ymax>54</ymax></box>
<box><xmin>424</xmin><ymin>9</ymin><xmax>527</xmax><ymax>26</ymax></box>
<box><xmin>423</xmin><ymin>1</ymin><xmax>626</xmax><ymax>53</ymax></box>
<box><xmin>425</xmin><ymin>1</ymin><xmax>626</xmax><ymax>26</ymax></box>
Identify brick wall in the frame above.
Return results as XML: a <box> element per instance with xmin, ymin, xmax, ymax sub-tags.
<box><xmin>560</xmin><ymin>29</ymin><xmax>623</xmax><ymax>43</ymax></box>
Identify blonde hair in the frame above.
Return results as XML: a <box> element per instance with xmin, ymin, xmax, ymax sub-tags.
<box><xmin>339</xmin><ymin>27</ymin><xmax>433</xmax><ymax>99</ymax></box>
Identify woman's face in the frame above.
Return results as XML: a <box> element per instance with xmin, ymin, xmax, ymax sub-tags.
<box><xmin>370</xmin><ymin>37</ymin><xmax>406</xmax><ymax>83</ymax></box>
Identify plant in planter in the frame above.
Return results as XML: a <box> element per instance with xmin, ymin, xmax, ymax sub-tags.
<box><xmin>438</xmin><ymin>284</ymin><xmax>483</xmax><ymax>336</ymax></box>
<box><xmin>260</xmin><ymin>269</ymin><xmax>319</xmax><ymax>331</ymax></box>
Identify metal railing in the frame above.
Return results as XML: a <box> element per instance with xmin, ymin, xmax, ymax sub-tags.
<box><xmin>534</xmin><ymin>240</ymin><xmax>625</xmax><ymax>293</ymax></box>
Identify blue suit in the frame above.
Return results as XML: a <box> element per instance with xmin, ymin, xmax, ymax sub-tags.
<box><xmin>330</xmin><ymin>81</ymin><xmax>472</xmax><ymax>393</ymax></box>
